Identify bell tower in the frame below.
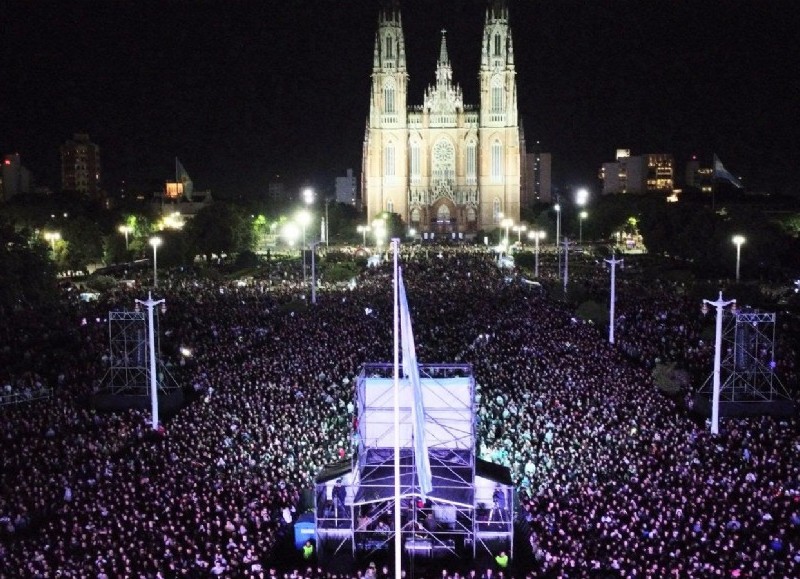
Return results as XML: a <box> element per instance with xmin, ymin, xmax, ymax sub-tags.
<box><xmin>478</xmin><ymin>0</ymin><xmax>520</xmax><ymax>228</ymax></box>
<box><xmin>363</xmin><ymin>0</ymin><xmax>409</xmax><ymax>223</ymax></box>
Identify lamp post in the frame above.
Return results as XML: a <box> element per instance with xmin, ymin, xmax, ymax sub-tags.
<box><xmin>604</xmin><ymin>254</ymin><xmax>624</xmax><ymax>344</ymax></box>
<box><xmin>579</xmin><ymin>211</ymin><xmax>588</xmax><ymax>245</ymax></box>
<box><xmin>135</xmin><ymin>292</ymin><xmax>166</xmax><ymax>430</ymax></box>
<box><xmin>149</xmin><ymin>237</ymin><xmax>162</xmax><ymax>288</ymax></box>
<box><xmin>118</xmin><ymin>225</ymin><xmax>132</xmax><ymax>251</ymax></box>
<box><xmin>701</xmin><ymin>292</ymin><xmax>737</xmax><ymax>435</ymax></box>
<box><xmin>501</xmin><ymin>218</ymin><xmax>513</xmax><ymax>246</ymax></box>
<box><xmin>310</xmin><ymin>241</ymin><xmax>321</xmax><ymax>305</ymax></box>
<box><xmin>513</xmin><ymin>224</ymin><xmax>527</xmax><ymax>244</ymax></box>
<box><xmin>528</xmin><ymin>230</ymin><xmax>546</xmax><ymax>278</ymax></box>
<box><xmin>296</xmin><ymin>209</ymin><xmax>311</xmax><ymax>283</ymax></box>
<box><xmin>324</xmin><ymin>198</ymin><xmax>330</xmax><ymax>248</ymax></box>
<box><xmin>44</xmin><ymin>231</ymin><xmax>61</xmax><ymax>252</ymax></box>
<box><xmin>372</xmin><ymin>218</ymin><xmax>386</xmax><ymax>250</ymax></box>
<box><xmin>554</xmin><ymin>203</ymin><xmax>562</xmax><ymax>279</ymax></box>
<box><xmin>357</xmin><ymin>224</ymin><xmax>371</xmax><ymax>246</ymax></box>
<box><xmin>563</xmin><ymin>236</ymin><xmax>569</xmax><ymax>293</ymax></box>
<box><xmin>732</xmin><ymin>235</ymin><xmax>745</xmax><ymax>282</ymax></box>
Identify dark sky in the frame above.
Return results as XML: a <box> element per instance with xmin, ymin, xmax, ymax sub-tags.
<box><xmin>1</xmin><ymin>0</ymin><xmax>797</xmax><ymax>198</ymax></box>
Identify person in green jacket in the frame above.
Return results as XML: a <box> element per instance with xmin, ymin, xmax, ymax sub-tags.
<box><xmin>302</xmin><ymin>539</ymin><xmax>314</xmax><ymax>561</ymax></box>
<box><xmin>495</xmin><ymin>550</ymin><xmax>509</xmax><ymax>570</ymax></box>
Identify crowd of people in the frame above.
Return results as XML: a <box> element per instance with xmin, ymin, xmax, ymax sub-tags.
<box><xmin>0</xmin><ymin>246</ymin><xmax>798</xmax><ymax>578</ymax></box>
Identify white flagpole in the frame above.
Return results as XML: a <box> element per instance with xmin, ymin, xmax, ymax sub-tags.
<box><xmin>392</xmin><ymin>238</ymin><xmax>402</xmax><ymax>577</ymax></box>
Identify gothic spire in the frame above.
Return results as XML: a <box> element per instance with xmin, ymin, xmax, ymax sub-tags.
<box><xmin>438</xmin><ymin>29</ymin><xmax>449</xmax><ymax>65</ymax></box>
<box><xmin>488</xmin><ymin>0</ymin><xmax>509</xmax><ymax>21</ymax></box>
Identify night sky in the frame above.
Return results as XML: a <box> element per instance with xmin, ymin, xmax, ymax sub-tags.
<box><xmin>1</xmin><ymin>0</ymin><xmax>797</xmax><ymax>199</ymax></box>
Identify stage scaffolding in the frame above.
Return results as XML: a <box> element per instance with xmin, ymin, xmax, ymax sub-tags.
<box><xmin>698</xmin><ymin>308</ymin><xmax>792</xmax><ymax>415</ymax></box>
<box><xmin>314</xmin><ymin>363</ymin><xmax>513</xmax><ymax>564</ymax></box>
<box><xmin>97</xmin><ymin>310</ymin><xmax>180</xmax><ymax>401</ymax></box>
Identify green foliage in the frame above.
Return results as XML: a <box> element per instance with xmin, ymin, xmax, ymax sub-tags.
<box><xmin>575</xmin><ymin>300</ymin><xmax>608</xmax><ymax>327</ymax></box>
<box><xmin>652</xmin><ymin>362</ymin><xmax>688</xmax><ymax>394</ymax></box>
<box><xmin>235</xmin><ymin>250</ymin><xmax>260</xmax><ymax>268</ymax></box>
<box><xmin>0</xmin><ymin>224</ymin><xmax>58</xmax><ymax>316</ymax></box>
<box><xmin>85</xmin><ymin>274</ymin><xmax>117</xmax><ymax>292</ymax></box>
<box><xmin>62</xmin><ymin>216</ymin><xmax>104</xmax><ymax>271</ymax></box>
<box><xmin>185</xmin><ymin>202</ymin><xmax>255</xmax><ymax>261</ymax></box>
<box><xmin>322</xmin><ymin>261</ymin><xmax>360</xmax><ymax>283</ymax></box>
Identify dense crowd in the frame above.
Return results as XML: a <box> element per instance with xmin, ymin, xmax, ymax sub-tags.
<box><xmin>1</xmin><ymin>246</ymin><xmax>798</xmax><ymax>578</ymax></box>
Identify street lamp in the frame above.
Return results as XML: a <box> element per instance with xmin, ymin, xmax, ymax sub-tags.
<box><xmin>579</xmin><ymin>211</ymin><xmax>588</xmax><ymax>245</ymax></box>
<box><xmin>281</xmin><ymin>222</ymin><xmax>300</xmax><ymax>248</ymax></box>
<box><xmin>357</xmin><ymin>224</ymin><xmax>371</xmax><ymax>246</ymax></box>
<box><xmin>701</xmin><ymin>292</ymin><xmax>737</xmax><ymax>435</ymax></box>
<box><xmin>118</xmin><ymin>225</ymin><xmax>132</xmax><ymax>251</ymax></box>
<box><xmin>513</xmin><ymin>224</ymin><xmax>527</xmax><ymax>244</ymax></box>
<box><xmin>296</xmin><ymin>209</ymin><xmax>312</xmax><ymax>283</ymax></box>
<box><xmin>554</xmin><ymin>203</ymin><xmax>562</xmax><ymax>279</ymax></box>
<box><xmin>149</xmin><ymin>237</ymin><xmax>162</xmax><ymax>288</ymax></box>
<box><xmin>302</xmin><ymin>187</ymin><xmax>315</xmax><ymax>206</ymax></box>
<box><xmin>604</xmin><ymin>254</ymin><xmax>624</xmax><ymax>344</ymax></box>
<box><xmin>44</xmin><ymin>231</ymin><xmax>61</xmax><ymax>252</ymax></box>
<box><xmin>372</xmin><ymin>218</ymin><xmax>386</xmax><ymax>249</ymax></box>
<box><xmin>732</xmin><ymin>235</ymin><xmax>745</xmax><ymax>282</ymax></box>
<box><xmin>408</xmin><ymin>228</ymin><xmax>417</xmax><ymax>240</ymax></box>
<box><xmin>135</xmin><ymin>292</ymin><xmax>166</xmax><ymax>430</ymax></box>
<box><xmin>310</xmin><ymin>241</ymin><xmax>321</xmax><ymax>305</ymax></box>
<box><xmin>501</xmin><ymin>218</ymin><xmax>513</xmax><ymax>245</ymax></box>
<box><xmin>575</xmin><ymin>188</ymin><xmax>589</xmax><ymax>207</ymax></box>
<box><xmin>528</xmin><ymin>230</ymin><xmax>546</xmax><ymax>278</ymax></box>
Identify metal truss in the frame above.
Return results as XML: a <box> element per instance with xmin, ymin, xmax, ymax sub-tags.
<box><xmin>100</xmin><ymin>310</ymin><xmax>178</xmax><ymax>397</ymax></box>
<box><xmin>700</xmin><ymin>308</ymin><xmax>791</xmax><ymax>403</ymax></box>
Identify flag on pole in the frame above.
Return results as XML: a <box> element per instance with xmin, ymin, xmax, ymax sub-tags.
<box><xmin>713</xmin><ymin>154</ymin><xmax>743</xmax><ymax>189</ymax></box>
<box><xmin>398</xmin><ymin>267</ymin><xmax>433</xmax><ymax>497</ymax></box>
<box><xmin>176</xmin><ymin>158</ymin><xmax>195</xmax><ymax>200</ymax></box>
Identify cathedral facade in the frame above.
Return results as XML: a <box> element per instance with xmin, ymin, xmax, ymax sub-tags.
<box><xmin>362</xmin><ymin>0</ymin><xmax>522</xmax><ymax>236</ymax></box>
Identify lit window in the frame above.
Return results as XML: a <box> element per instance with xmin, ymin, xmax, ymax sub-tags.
<box><xmin>410</xmin><ymin>141</ymin><xmax>421</xmax><ymax>181</ymax></box>
<box><xmin>466</xmin><ymin>141</ymin><xmax>477</xmax><ymax>184</ymax></box>
<box><xmin>491</xmin><ymin>141</ymin><xmax>502</xmax><ymax>181</ymax></box>
<box><xmin>490</xmin><ymin>76</ymin><xmax>504</xmax><ymax>114</ymax></box>
<box><xmin>385</xmin><ymin>143</ymin><xmax>395</xmax><ymax>177</ymax></box>
<box><xmin>383</xmin><ymin>80</ymin><xmax>395</xmax><ymax>114</ymax></box>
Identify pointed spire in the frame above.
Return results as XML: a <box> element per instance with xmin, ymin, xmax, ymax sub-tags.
<box><xmin>373</xmin><ymin>33</ymin><xmax>380</xmax><ymax>68</ymax></box>
<box><xmin>438</xmin><ymin>29</ymin><xmax>449</xmax><ymax>65</ymax></box>
<box><xmin>379</xmin><ymin>0</ymin><xmax>401</xmax><ymax>24</ymax></box>
<box><xmin>489</xmin><ymin>0</ymin><xmax>508</xmax><ymax>21</ymax></box>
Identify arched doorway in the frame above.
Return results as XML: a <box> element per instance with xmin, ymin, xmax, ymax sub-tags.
<box><xmin>431</xmin><ymin>201</ymin><xmax>456</xmax><ymax>235</ymax></box>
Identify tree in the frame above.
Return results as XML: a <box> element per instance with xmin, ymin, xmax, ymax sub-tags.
<box><xmin>0</xmin><ymin>222</ymin><xmax>57</xmax><ymax>317</ymax></box>
<box><xmin>62</xmin><ymin>216</ymin><xmax>104</xmax><ymax>271</ymax></box>
<box><xmin>185</xmin><ymin>202</ymin><xmax>254</xmax><ymax>262</ymax></box>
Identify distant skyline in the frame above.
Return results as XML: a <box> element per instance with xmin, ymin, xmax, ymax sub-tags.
<box><xmin>1</xmin><ymin>0</ymin><xmax>797</xmax><ymax>199</ymax></box>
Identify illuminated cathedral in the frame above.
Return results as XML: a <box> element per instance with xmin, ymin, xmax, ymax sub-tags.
<box><xmin>362</xmin><ymin>0</ymin><xmax>522</xmax><ymax>236</ymax></box>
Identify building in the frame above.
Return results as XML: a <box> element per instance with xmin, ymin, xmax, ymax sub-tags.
<box><xmin>521</xmin><ymin>143</ymin><xmax>552</xmax><ymax>204</ymax></box>
<box><xmin>0</xmin><ymin>153</ymin><xmax>31</xmax><ymax>202</ymax></box>
<box><xmin>268</xmin><ymin>178</ymin><xmax>290</xmax><ymax>206</ymax></box>
<box><xmin>362</xmin><ymin>0</ymin><xmax>522</xmax><ymax>235</ymax></box>
<box><xmin>60</xmin><ymin>133</ymin><xmax>101</xmax><ymax>197</ymax></box>
<box><xmin>600</xmin><ymin>149</ymin><xmax>674</xmax><ymax>195</ymax></box>
<box><xmin>685</xmin><ymin>157</ymin><xmax>714</xmax><ymax>193</ymax></box>
<box><xmin>335</xmin><ymin>169</ymin><xmax>358</xmax><ymax>206</ymax></box>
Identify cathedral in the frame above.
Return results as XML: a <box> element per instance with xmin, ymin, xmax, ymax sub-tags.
<box><xmin>362</xmin><ymin>0</ymin><xmax>522</xmax><ymax>236</ymax></box>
